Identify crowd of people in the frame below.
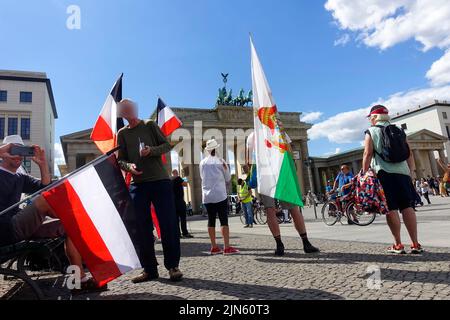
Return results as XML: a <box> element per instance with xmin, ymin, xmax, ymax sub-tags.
<box><xmin>1</xmin><ymin>100</ymin><xmax>449</xmax><ymax>294</ymax></box>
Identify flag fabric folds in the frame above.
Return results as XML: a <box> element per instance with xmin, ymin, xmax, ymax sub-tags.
<box><xmin>250</xmin><ymin>37</ymin><xmax>303</xmax><ymax>207</ymax></box>
<box><xmin>42</xmin><ymin>154</ymin><xmax>141</xmax><ymax>287</ymax></box>
<box><xmin>91</xmin><ymin>74</ymin><xmax>124</xmax><ymax>154</ymax></box>
<box><xmin>156</xmin><ymin>98</ymin><xmax>182</xmax><ymax>164</ymax></box>
<box><xmin>157</xmin><ymin>98</ymin><xmax>182</xmax><ymax>136</ymax></box>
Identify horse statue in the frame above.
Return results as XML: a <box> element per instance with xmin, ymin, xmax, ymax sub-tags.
<box><xmin>234</xmin><ymin>88</ymin><xmax>246</xmax><ymax>106</ymax></box>
<box><xmin>216</xmin><ymin>87</ymin><xmax>227</xmax><ymax>105</ymax></box>
<box><xmin>224</xmin><ymin>89</ymin><xmax>233</xmax><ymax>105</ymax></box>
<box><xmin>245</xmin><ymin>90</ymin><xmax>253</xmax><ymax>106</ymax></box>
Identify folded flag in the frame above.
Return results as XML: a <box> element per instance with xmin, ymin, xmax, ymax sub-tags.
<box><xmin>157</xmin><ymin>98</ymin><xmax>182</xmax><ymax>136</ymax></box>
<box><xmin>250</xmin><ymin>37</ymin><xmax>303</xmax><ymax>206</ymax></box>
<box><xmin>42</xmin><ymin>154</ymin><xmax>141</xmax><ymax>287</ymax></box>
<box><xmin>91</xmin><ymin>74</ymin><xmax>125</xmax><ymax>154</ymax></box>
<box><xmin>156</xmin><ymin>97</ymin><xmax>182</xmax><ymax>164</ymax></box>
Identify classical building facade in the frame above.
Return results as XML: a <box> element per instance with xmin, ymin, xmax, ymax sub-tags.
<box><xmin>391</xmin><ymin>101</ymin><xmax>450</xmax><ymax>160</ymax></box>
<box><xmin>0</xmin><ymin>70</ymin><xmax>58</xmax><ymax>176</ymax></box>
<box><xmin>60</xmin><ymin>105</ymin><xmax>312</xmax><ymax>213</ymax></box>
<box><xmin>311</xmin><ymin>129</ymin><xmax>448</xmax><ymax>193</ymax></box>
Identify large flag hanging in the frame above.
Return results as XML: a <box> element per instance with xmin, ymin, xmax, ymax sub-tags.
<box><xmin>156</xmin><ymin>97</ymin><xmax>182</xmax><ymax>164</ymax></box>
<box><xmin>250</xmin><ymin>37</ymin><xmax>303</xmax><ymax>206</ymax></box>
<box><xmin>42</xmin><ymin>154</ymin><xmax>141</xmax><ymax>287</ymax></box>
<box><xmin>91</xmin><ymin>74</ymin><xmax>124</xmax><ymax>154</ymax></box>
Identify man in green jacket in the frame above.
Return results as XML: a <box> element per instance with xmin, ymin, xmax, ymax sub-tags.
<box><xmin>117</xmin><ymin>99</ymin><xmax>182</xmax><ymax>283</ymax></box>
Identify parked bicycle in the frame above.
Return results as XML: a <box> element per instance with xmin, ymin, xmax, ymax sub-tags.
<box><xmin>239</xmin><ymin>197</ymin><xmax>267</xmax><ymax>225</ymax></box>
<box><xmin>253</xmin><ymin>198</ymin><xmax>267</xmax><ymax>224</ymax></box>
<box><xmin>276</xmin><ymin>209</ymin><xmax>292</xmax><ymax>224</ymax></box>
<box><xmin>321</xmin><ymin>191</ymin><xmax>377</xmax><ymax>226</ymax></box>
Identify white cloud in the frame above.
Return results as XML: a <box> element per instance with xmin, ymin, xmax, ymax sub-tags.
<box><xmin>312</xmin><ymin>1</ymin><xmax>450</xmax><ymax>145</ymax></box>
<box><xmin>334</xmin><ymin>34</ymin><xmax>350</xmax><ymax>46</ymax></box>
<box><xmin>426</xmin><ymin>50</ymin><xmax>450</xmax><ymax>86</ymax></box>
<box><xmin>302</xmin><ymin>111</ymin><xmax>323</xmax><ymax>123</ymax></box>
<box><xmin>54</xmin><ymin>143</ymin><xmax>65</xmax><ymax>177</ymax></box>
<box><xmin>325</xmin><ymin>0</ymin><xmax>450</xmax><ymax>86</ymax></box>
<box><xmin>309</xmin><ymin>108</ymin><xmax>368</xmax><ymax>143</ymax></box>
<box><xmin>323</xmin><ymin>147</ymin><xmax>343</xmax><ymax>156</ymax></box>
<box><xmin>325</xmin><ymin>0</ymin><xmax>450</xmax><ymax>51</ymax></box>
<box><xmin>309</xmin><ymin>85</ymin><xmax>450</xmax><ymax>143</ymax></box>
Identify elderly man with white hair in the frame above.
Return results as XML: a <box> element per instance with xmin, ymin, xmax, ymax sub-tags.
<box><xmin>363</xmin><ymin>105</ymin><xmax>423</xmax><ymax>255</ymax></box>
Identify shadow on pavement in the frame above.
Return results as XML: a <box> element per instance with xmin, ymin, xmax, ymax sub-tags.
<box><xmin>162</xmin><ymin>277</ymin><xmax>344</xmax><ymax>300</ymax></box>
<box><xmin>380</xmin><ymin>268</ymin><xmax>450</xmax><ymax>285</ymax></box>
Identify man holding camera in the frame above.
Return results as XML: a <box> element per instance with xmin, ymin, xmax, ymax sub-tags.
<box><xmin>0</xmin><ymin>135</ymin><xmax>105</xmax><ymax>293</ymax></box>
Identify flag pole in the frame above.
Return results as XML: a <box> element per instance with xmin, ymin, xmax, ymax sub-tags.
<box><xmin>0</xmin><ymin>146</ymin><xmax>122</xmax><ymax>217</ymax></box>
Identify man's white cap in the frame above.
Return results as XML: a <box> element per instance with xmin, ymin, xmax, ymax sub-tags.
<box><xmin>2</xmin><ymin>135</ymin><xmax>25</xmax><ymax>146</ymax></box>
<box><xmin>205</xmin><ymin>139</ymin><xmax>220</xmax><ymax>151</ymax></box>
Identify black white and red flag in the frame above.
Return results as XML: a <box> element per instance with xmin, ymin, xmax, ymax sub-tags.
<box><xmin>42</xmin><ymin>154</ymin><xmax>140</xmax><ymax>286</ymax></box>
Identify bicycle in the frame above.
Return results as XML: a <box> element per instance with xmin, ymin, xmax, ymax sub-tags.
<box><xmin>321</xmin><ymin>191</ymin><xmax>377</xmax><ymax>227</ymax></box>
<box><xmin>274</xmin><ymin>201</ymin><xmax>292</xmax><ymax>224</ymax></box>
<box><xmin>253</xmin><ymin>198</ymin><xmax>267</xmax><ymax>225</ymax></box>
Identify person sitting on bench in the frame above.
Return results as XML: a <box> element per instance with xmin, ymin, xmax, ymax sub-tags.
<box><xmin>0</xmin><ymin>135</ymin><xmax>106</xmax><ymax>294</ymax></box>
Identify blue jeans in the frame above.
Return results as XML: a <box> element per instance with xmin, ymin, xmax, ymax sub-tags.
<box><xmin>242</xmin><ymin>201</ymin><xmax>254</xmax><ymax>225</ymax></box>
<box><xmin>129</xmin><ymin>179</ymin><xmax>180</xmax><ymax>273</ymax></box>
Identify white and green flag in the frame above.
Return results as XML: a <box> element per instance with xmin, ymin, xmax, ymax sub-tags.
<box><xmin>250</xmin><ymin>37</ymin><xmax>303</xmax><ymax>206</ymax></box>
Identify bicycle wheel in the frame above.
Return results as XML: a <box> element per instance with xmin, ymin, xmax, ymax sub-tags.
<box><xmin>256</xmin><ymin>207</ymin><xmax>268</xmax><ymax>224</ymax></box>
<box><xmin>345</xmin><ymin>202</ymin><xmax>377</xmax><ymax>226</ymax></box>
<box><xmin>239</xmin><ymin>210</ymin><xmax>247</xmax><ymax>225</ymax></box>
<box><xmin>321</xmin><ymin>201</ymin><xmax>339</xmax><ymax>226</ymax></box>
<box><xmin>276</xmin><ymin>211</ymin><xmax>284</xmax><ymax>224</ymax></box>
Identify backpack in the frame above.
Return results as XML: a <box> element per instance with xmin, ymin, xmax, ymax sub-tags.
<box><xmin>367</xmin><ymin>125</ymin><xmax>410</xmax><ymax>163</ymax></box>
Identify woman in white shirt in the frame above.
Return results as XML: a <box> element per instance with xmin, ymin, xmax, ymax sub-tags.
<box><xmin>200</xmin><ymin>139</ymin><xmax>240</xmax><ymax>256</ymax></box>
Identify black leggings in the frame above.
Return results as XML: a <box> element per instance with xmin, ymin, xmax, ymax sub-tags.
<box><xmin>205</xmin><ymin>199</ymin><xmax>229</xmax><ymax>228</ymax></box>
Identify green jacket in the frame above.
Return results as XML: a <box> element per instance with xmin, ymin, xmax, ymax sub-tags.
<box><xmin>117</xmin><ymin>120</ymin><xmax>172</xmax><ymax>184</ymax></box>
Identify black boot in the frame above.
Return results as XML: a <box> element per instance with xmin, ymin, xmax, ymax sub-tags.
<box><xmin>274</xmin><ymin>236</ymin><xmax>285</xmax><ymax>256</ymax></box>
<box><xmin>300</xmin><ymin>233</ymin><xmax>320</xmax><ymax>254</ymax></box>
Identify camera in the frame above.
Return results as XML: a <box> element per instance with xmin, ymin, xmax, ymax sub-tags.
<box><xmin>10</xmin><ymin>145</ymin><xmax>35</xmax><ymax>157</ymax></box>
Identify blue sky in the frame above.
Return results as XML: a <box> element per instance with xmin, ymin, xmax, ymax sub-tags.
<box><xmin>1</xmin><ymin>0</ymin><xmax>449</xmax><ymax>159</ymax></box>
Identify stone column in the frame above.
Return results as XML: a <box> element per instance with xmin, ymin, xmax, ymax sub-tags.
<box><xmin>234</xmin><ymin>143</ymin><xmax>243</xmax><ymax>179</ymax></box>
<box><xmin>352</xmin><ymin>160</ymin><xmax>360</xmax><ymax>174</ymax></box>
<box><xmin>299</xmin><ymin>140</ymin><xmax>311</xmax><ymax>193</ymax></box>
<box><xmin>413</xmin><ymin>149</ymin><xmax>423</xmax><ymax>179</ymax></box>
<box><xmin>313</xmin><ymin>166</ymin><xmax>321</xmax><ymax>194</ymax></box>
<box><xmin>429</xmin><ymin>150</ymin><xmax>439</xmax><ymax>177</ymax></box>
<box><xmin>438</xmin><ymin>149</ymin><xmax>448</xmax><ymax>164</ymax></box>
<box><xmin>67</xmin><ymin>154</ymin><xmax>77</xmax><ymax>172</ymax></box>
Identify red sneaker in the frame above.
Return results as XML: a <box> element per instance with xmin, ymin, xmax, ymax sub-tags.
<box><xmin>387</xmin><ymin>244</ymin><xmax>406</xmax><ymax>254</ymax></box>
<box><xmin>210</xmin><ymin>246</ymin><xmax>223</xmax><ymax>255</ymax></box>
<box><xmin>223</xmin><ymin>247</ymin><xmax>240</xmax><ymax>255</ymax></box>
<box><xmin>411</xmin><ymin>243</ymin><xmax>424</xmax><ymax>254</ymax></box>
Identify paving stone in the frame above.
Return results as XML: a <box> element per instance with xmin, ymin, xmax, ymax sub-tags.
<box><xmin>1</xmin><ymin>233</ymin><xmax>450</xmax><ymax>300</ymax></box>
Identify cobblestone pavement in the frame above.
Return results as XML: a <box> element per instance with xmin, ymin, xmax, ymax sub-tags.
<box><xmin>2</xmin><ymin>233</ymin><xmax>450</xmax><ymax>300</ymax></box>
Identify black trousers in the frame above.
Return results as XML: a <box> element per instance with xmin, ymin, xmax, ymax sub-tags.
<box><xmin>129</xmin><ymin>179</ymin><xmax>181</xmax><ymax>274</ymax></box>
<box><xmin>175</xmin><ymin>200</ymin><xmax>189</xmax><ymax>236</ymax></box>
<box><xmin>423</xmin><ymin>192</ymin><xmax>431</xmax><ymax>205</ymax></box>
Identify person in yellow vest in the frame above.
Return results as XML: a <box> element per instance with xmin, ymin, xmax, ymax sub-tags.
<box><xmin>237</xmin><ymin>178</ymin><xmax>254</xmax><ymax>228</ymax></box>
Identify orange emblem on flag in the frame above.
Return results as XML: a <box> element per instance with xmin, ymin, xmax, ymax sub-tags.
<box><xmin>257</xmin><ymin>106</ymin><xmax>277</xmax><ymax>130</ymax></box>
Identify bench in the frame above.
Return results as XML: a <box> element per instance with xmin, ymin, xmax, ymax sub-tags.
<box><xmin>0</xmin><ymin>238</ymin><xmax>65</xmax><ymax>300</ymax></box>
